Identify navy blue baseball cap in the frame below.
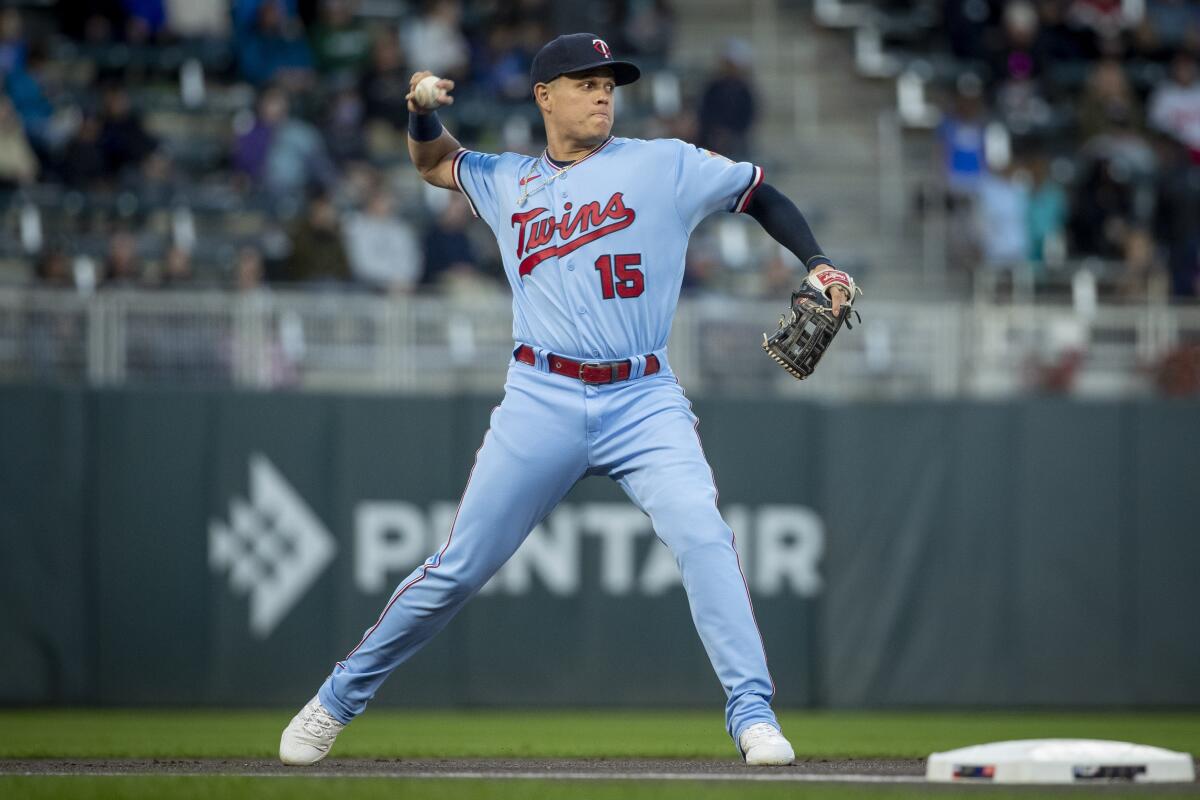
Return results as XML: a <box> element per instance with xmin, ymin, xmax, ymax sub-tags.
<box><xmin>530</xmin><ymin>33</ymin><xmax>640</xmax><ymax>89</ymax></box>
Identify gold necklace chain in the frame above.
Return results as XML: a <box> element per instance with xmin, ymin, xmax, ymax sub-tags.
<box><xmin>516</xmin><ymin>138</ymin><xmax>609</xmax><ymax>207</ymax></box>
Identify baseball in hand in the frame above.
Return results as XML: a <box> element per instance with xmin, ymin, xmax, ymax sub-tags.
<box><xmin>413</xmin><ymin>75</ymin><xmax>444</xmax><ymax>110</ymax></box>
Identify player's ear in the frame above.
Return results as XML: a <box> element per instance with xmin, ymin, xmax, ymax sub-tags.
<box><xmin>533</xmin><ymin>81</ymin><xmax>552</xmax><ymax>114</ymax></box>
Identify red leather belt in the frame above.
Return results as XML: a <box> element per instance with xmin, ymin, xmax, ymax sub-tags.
<box><xmin>515</xmin><ymin>344</ymin><xmax>660</xmax><ymax>384</ymax></box>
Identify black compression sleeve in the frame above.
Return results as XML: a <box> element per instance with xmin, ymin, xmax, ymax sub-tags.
<box><xmin>743</xmin><ymin>183</ymin><xmax>832</xmax><ymax>269</ymax></box>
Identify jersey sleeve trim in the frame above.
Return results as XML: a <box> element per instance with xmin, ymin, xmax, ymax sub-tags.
<box><xmin>733</xmin><ymin>165</ymin><xmax>764</xmax><ymax>213</ymax></box>
<box><xmin>451</xmin><ymin>148</ymin><xmax>482</xmax><ymax>219</ymax></box>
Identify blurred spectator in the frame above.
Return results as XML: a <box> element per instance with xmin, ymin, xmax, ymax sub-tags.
<box><xmin>1154</xmin><ymin>344</ymin><xmax>1200</xmax><ymax>395</ymax></box>
<box><xmin>1153</xmin><ymin>132</ymin><xmax>1200</xmax><ymax>296</ymax></box>
<box><xmin>990</xmin><ymin>2</ymin><xmax>1054</xmax><ymax>134</ymax></box>
<box><xmin>102</xmin><ymin>230</ymin><xmax>144</xmax><ymax>287</ymax></box>
<box><xmin>1117</xmin><ymin>225</ymin><xmax>1162</xmax><ymax>298</ymax></box>
<box><xmin>265</xmin><ymin>93</ymin><xmax>338</xmax><ymax>193</ymax></box>
<box><xmin>987</xmin><ymin>1</ymin><xmax>1043</xmax><ymax>86</ymax></box>
<box><xmin>233</xmin><ymin>87</ymin><xmax>281</xmax><ymax>182</ymax></box>
<box><xmin>935</xmin><ymin>74</ymin><xmax>989</xmax><ymax>196</ymax></box>
<box><xmin>1030</xmin><ymin>339</ymin><xmax>1086</xmax><ymax>394</ymax></box>
<box><xmin>697</xmin><ymin>39</ymin><xmax>757</xmax><ymax>162</ymax></box>
<box><xmin>1071</xmin><ymin>105</ymin><xmax>1157</xmax><ymax>259</ymax></box>
<box><xmin>1088</xmin><ymin>100</ymin><xmax>1159</xmax><ymax>180</ymax></box>
<box><xmin>975</xmin><ymin>161</ymin><xmax>1031</xmax><ymax>270</ymax></box>
<box><xmin>1077</xmin><ymin>58</ymin><xmax>1141</xmax><ymax>141</ymax></box>
<box><xmin>421</xmin><ymin>193</ymin><xmax>488</xmax><ymax>291</ymax></box>
<box><xmin>233</xmin><ymin>244</ymin><xmax>266</xmax><ymax>291</ymax></box>
<box><xmin>1136</xmin><ymin>0</ymin><xmax>1200</xmax><ymax>58</ymax></box>
<box><xmin>5</xmin><ymin>42</ymin><xmax>65</xmax><ymax>162</ymax></box>
<box><xmin>484</xmin><ymin>24</ymin><xmax>539</xmax><ymax>103</ymax></box>
<box><xmin>34</xmin><ymin>248</ymin><xmax>74</xmax><ymax>289</ymax></box>
<box><xmin>309</xmin><ymin>0</ymin><xmax>370</xmax><ymax>77</ymax></box>
<box><xmin>234</xmin><ymin>0</ymin><xmax>295</xmax><ymax>30</ymax></box>
<box><xmin>282</xmin><ymin>192</ymin><xmax>352</xmax><ymax>284</ymax></box>
<box><xmin>360</xmin><ymin>31</ymin><xmax>410</xmax><ymax>127</ymax></box>
<box><xmin>0</xmin><ymin>96</ymin><xmax>38</xmax><ymax>187</ymax></box>
<box><xmin>229</xmin><ymin>243</ymin><xmax>300</xmax><ymax>387</ymax></box>
<box><xmin>624</xmin><ymin>0</ymin><xmax>675</xmax><ymax>59</ymax></box>
<box><xmin>344</xmin><ymin>187</ymin><xmax>422</xmax><ymax>293</ymax></box>
<box><xmin>58</xmin><ymin>0</ymin><xmax>128</xmax><ymax>43</ymax></box>
<box><xmin>123</xmin><ymin>0</ymin><xmax>167</xmax><ymax>44</ymax></box>
<box><xmin>236</xmin><ymin>0</ymin><xmax>316</xmax><ymax>88</ymax></box>
<box><xmin>323</xmin><ymin>82</ymin><xmax>367</xmax><ymax>164</ymax></box>
<box><xmin>1034</xmin><ymin>0</ymin><xmax>1085</xmax><ymax>65</ymax></box>
<box><xmin>1067</xmin><ymin>0</ymin><xmax>1132</xmax><ymax>53</ymax></box>
<box><xmin>234</xmin><ymin>85</ymin><xmax>337</xmax><ymax>194</ymax></box>
<box><xmin>159</xmin><ymin>245</ymin><xmax>195</xmax><ymax>288</ymax></box>
<box><xmin>58</xmin><ymin>114</ymin><xmax>107</xmax><ymax>187</ymax></box>
<box><xmin>98</xmin><ymin>83</ymin><xmax>158</xmax><ymax>178</ymax></box>
<box><xmin>164</xmin><ymin>0</ymin><xmax>231</xmax><ymax>38</ymax></box>
<box><xmin>1025</xmin><ymin>153</ymin><xmax>1068</xmax><ymax>265</ymax></box>
<box><xmin>1148</xmin><ymin>52</ymin><xmax>1200</xmax><ymax>164</ymax></box>
<box><xmin>0</xmin><ymin>8</ymin><xmax>27</xmax><ymax>74</ymax></box>
<box><xmin>942</xmin><ymin>0</ymin><xmax>995</xmax><ymax>61</ymax></box>
<box><xmin>402</xmin><ymin>0</ymin><xmax>470</xmax><ymax>82</ymax></box>
<box><xmin>130</xmin><ymin>149</ymin><xmax>179</xmax><ymax>204</ymax></box>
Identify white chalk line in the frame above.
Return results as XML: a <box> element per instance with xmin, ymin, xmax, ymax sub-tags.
<box><xmin>3</xmin><ymin>768</ymin><xmax>928</xmax><ymax>784</ymax></box>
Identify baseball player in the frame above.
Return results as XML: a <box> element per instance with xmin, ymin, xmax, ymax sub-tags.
<box><xmin>281</xmin><ymin>32</ymin><xmax>855</xmax><ymax>767</ymax></box>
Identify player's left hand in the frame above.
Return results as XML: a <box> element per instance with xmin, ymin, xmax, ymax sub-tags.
<box><xmin>805</xmin><ymin>265</ymin><xmax>859</xmax><ymax>317</ymax></box>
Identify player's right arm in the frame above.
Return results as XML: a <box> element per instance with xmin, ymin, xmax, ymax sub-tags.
<box><xmin>406</xmin><ymin>70</ymin><xmax>461</xmax><ymax>190</ymax></box>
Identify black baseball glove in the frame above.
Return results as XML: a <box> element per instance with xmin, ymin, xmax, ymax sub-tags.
<box><xmin>762</xmin><ymin>267</ymin><xmax>861</xmax><ymax>380</ymax></box>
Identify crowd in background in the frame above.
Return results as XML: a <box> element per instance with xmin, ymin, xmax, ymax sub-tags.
<box><xmin>9</xmin><ymin>0</ymin><xmax>1199</xmax><ymax>301</ymax></box>
<box><xmin>2</xmin><ymin>0</ymin><xmax>760</xmax><ymax>297</ymax></box>
<box><xmin>929</xmin><ymin>0</ymin><xmax>1200</xmax><ymax>297</ymax></box>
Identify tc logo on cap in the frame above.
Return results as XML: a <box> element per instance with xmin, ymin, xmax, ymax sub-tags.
<box><xmin>593</xmin><ymin>38</ymin><xmax>612</xmax><ymax>58</ymax></box>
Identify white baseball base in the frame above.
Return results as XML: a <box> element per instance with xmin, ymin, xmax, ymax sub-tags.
<box><xmin>927</xmin><ymin>739</ymin><xmax>1195</xmax><ymax>784</ymax></box>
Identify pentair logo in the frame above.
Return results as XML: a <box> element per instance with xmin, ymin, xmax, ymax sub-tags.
<box><xmin>593</xmin><ymin>38</ymin><xmax>611</xmax><ymax>58</ymax></box>
<box><xmin>209</xmin><ymin>454</ymin><xmax>337</xmax><ymax>638</ymax></box>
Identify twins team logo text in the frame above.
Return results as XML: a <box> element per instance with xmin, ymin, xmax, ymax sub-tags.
<box><xmin>511</xmin><ymin>192</ymin><xmax>636</xmax><ymax>277</ymax></box>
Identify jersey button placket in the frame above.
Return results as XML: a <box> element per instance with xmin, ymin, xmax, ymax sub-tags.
<box><xmin>562</xmin><ymin>191</ymin><xmax>574</xmax><ymax>272</ymax></box>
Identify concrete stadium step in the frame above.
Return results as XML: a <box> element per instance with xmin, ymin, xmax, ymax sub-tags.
<box><xmin>672</xmin><ymin>1</ymin><xmax>925</xmax><ymax>277</ymax></box>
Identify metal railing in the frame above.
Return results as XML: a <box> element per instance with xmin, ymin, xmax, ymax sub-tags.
<box><xmin>2</xmin><ymin>288</ymin><xmax>1197</xmax><ymax>398</ymax></box>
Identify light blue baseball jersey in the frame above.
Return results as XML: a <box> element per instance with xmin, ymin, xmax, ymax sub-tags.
<box><xmin>451</xmin><ymin>136</ymin><xmax>764</xmax><ymax>360</ymax></box>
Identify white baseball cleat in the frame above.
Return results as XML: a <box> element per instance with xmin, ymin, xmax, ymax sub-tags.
<box><xmin>279</xmin><ymin>696</ymin><xmax>346</xmax><ymax>765</ymax></box>
<box><xmin>739</xmin><ymin>722</ymin><xmax>795</xmax><ymax>766</ymax></box>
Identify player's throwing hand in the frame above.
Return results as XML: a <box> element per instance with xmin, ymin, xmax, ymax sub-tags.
<box><xmin>406</xmin><ymin>71</ymin><xmax>456</xmax><ymax>114</ymax></box>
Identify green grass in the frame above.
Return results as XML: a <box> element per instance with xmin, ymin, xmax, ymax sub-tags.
<box><xmin>2</xmin><ymin>710</ymin><xmax>1197</xmax><ymax>799</ymax></box>
<box><xmin>0</xmin><ymin>709</ymin><xmax>1198</xmax><ymax>760</ymax></box>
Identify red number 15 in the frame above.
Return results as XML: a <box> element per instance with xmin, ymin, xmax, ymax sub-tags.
<box><xmin>594</xmin><ymin>254</ymin><xmax>645</xmax><ymax>299</ymax></box>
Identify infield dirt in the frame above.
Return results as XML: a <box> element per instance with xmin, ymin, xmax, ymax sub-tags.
<box><xmin>3</xmin><ymin>757</ymin><xmax>1198</xmax><ymax>789</ymax></box>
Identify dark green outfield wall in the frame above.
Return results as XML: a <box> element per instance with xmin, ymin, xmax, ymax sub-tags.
<box><xmin>2</xmin><ymin>386</ymin><xmax>1197</xmax><ymax>708</ymax></box>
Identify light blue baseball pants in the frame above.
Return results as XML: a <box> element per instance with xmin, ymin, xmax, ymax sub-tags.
<box><xmin>318</xmin><ymin>357</ymin><xmax>778</xmax><ymax>743</ymax></box>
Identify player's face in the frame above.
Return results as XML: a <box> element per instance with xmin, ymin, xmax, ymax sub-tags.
<box><xmin>545</xmin><ymin>69</ymin><xmax>616</xmax><ymax>144</ymax></box>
